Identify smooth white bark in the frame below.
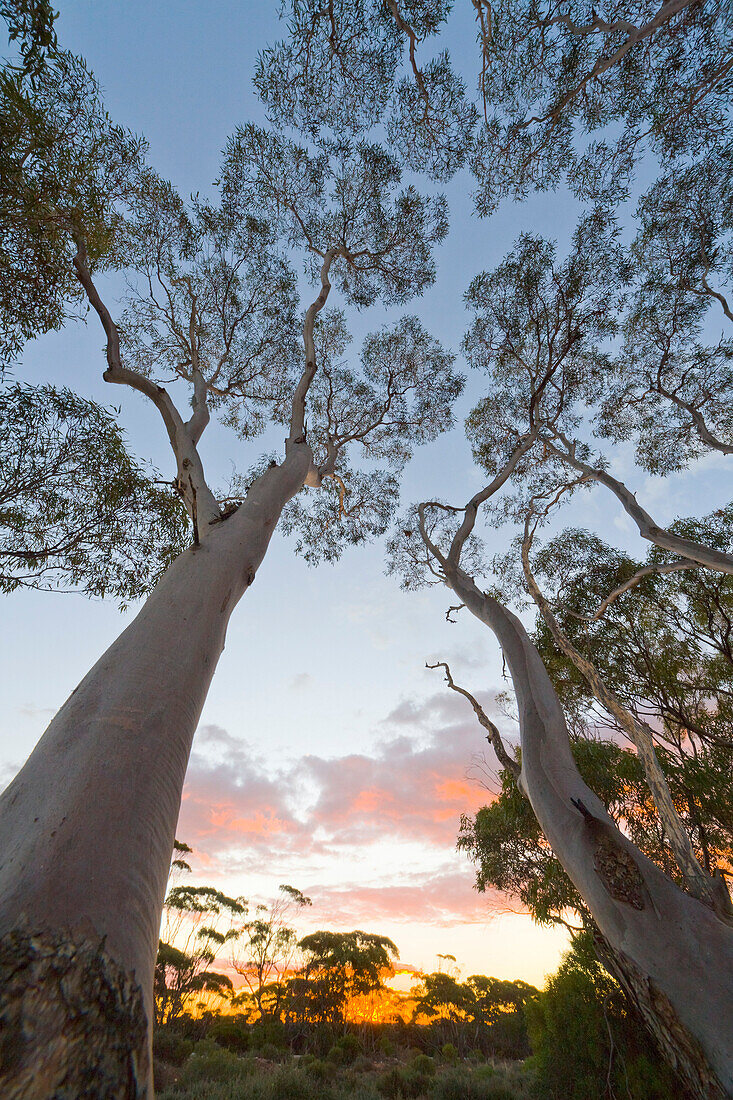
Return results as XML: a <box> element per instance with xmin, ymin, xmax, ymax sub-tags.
<box><xmin>545</xmin><ymin>433</ymin><xmax>733</xmax><ymax>574</ymax></box>
<box><xmin>0</xmin><ymin>444</ymin><xmax>311</xmax><ymax>1088</ymax></box>
<box><xmin>445</xmin><ymin>563</ymin><xmax>733</xmax><ymax>1098</ymax></box>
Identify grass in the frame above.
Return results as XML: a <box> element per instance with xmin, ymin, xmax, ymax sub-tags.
<box><xmin>156</xmin><ymin>1042</ymin><xmax>534</xmax><ymax>1100</ymax></box>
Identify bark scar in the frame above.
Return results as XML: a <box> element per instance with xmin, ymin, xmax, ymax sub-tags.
<box><xmin>572</xmin><ymin>798</ymin><xmax>646</xmax><ymax>910</ymax></box>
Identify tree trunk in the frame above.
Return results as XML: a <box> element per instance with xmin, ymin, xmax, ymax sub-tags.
<box><xmin>445</xmin><ymin>565</ymin><xmax>733</xmax><ymax>1100</ymax></box>
<box><xmin>0</xmin><ymin>446</ymin><xmax>310</xmax><ymax>1098</ymax></box>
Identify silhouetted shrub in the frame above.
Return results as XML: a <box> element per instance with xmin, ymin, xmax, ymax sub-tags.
<box><xmin>336</xmin><ymin>1032</ymin><xmax>362</xmax><ymax>1062</ymax></box>
<box><xmin>300</xmin><ymin>1056</ymin><xmax>336</xmax><ymax>1082</ymax></box>
<box><xmin>209</xmin><ymin>1016</ymin><xmax>249</xmax><ymax>1052</ymax></box>
<box><xmin>153</xmin><ymin>1028</ymin><xmax>194</xmax><ymax>1066</ymax></box>
<box><xmin>527</xmin><ymin>934</ymin><xmax>683</xmax><ymax>1100</ymax></box>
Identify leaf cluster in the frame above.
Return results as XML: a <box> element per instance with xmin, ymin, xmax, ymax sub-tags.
<box><xmin>221</xmin><ymin>126</ymin><xmax>448</xmax><ymax>307</ymax></box>
<box><xmin>0</xmin><ymin>51</ymin><xmax>145</xmax><ymax>366</ymax></box>
<box><xmin>255</xmin><ymin>0</ymin><xmax>471</xmax><ymax>180</ymax></box>
<box><xmin>0</xmin><ymin>382</ymin><xmax>189</xmax><ymax>603</ymax></box>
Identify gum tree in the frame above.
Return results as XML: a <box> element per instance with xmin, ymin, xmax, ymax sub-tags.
<box><xmin>285</xmin><ymin>929</ymin><xmax>399</xmax><ymax>1028</ymax></box>
<box><xmin>387</xmin><ymin>224</ymin><xmax>733</xmax><ymax>1097</ymax></box>
<box><xmin>256</xmin><ymin>5</ymin><xmax>733</xmax><ymax>1094</ymax></box>
<box><xmin>0</xmin><ymin>133</ymin><xmax>461</xmax><ymax>1094</ymax></box>
<box><xmin>231</xmin><ymin>884</ymin><xmax>312</xmax><ymax>1021</ymax></box>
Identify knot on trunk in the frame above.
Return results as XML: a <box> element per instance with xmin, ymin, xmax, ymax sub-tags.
<box><xmin>0</xmin><ymin>926</ymin><xmax>149</xmax><ymax>1098</ymax></box>
<box><xmin>572</xmin><ymin>797</ymin><xmax>645</xmax><ymax>910</ymax></box>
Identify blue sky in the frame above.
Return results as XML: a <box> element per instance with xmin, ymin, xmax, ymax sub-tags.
<box><xmin>2</xmin><ymin>1</ymin><xmax>730</xmax><ymax>985</ymax></box>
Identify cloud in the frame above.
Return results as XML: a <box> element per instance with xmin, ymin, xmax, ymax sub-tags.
<box><xmin>307</xmin><ymin>867</ymin><xmax>504</xmax><ymax>927</ymax></box>
<box><xmin>178</xmin><ymin>691</ymin><xmax>512</xmax><ymax>899</ymax></box>
<box><xmin>17</xmin><ymin>704</ymin><xmax>55</xmax><ymax>720</ymax></box>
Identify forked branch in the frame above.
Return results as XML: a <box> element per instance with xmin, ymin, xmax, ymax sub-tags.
<box><xmin>427</xmin><ymin>660</ymin><xmax>520</xmax><ymax>778</ymax></box>
<box><xmin>72</xmin><ymin>235</ymin><xmax>220</xmax><ymax>532</ymax></box>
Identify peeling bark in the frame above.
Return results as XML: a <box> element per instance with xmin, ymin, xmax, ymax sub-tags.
<box><xmin>0</xmin><ymin>926</ymin><xmax>148</xmax><ymax>1099</ymax></box>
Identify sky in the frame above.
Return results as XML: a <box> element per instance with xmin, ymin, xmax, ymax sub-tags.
<box><xmin>2</xmin><ymin>1</ymin><xmax>731</xmax><ymax>989</ymax></box>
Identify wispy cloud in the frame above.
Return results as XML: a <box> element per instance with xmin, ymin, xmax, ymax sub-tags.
<box><xmin>307</xmin><ymin>867</ymin><xmax>504</xmax><ymax>927</ymax></box>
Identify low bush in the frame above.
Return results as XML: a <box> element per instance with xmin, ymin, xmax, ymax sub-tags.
<box><xmin>299</xmin><ymin>1056</ymin><xmax>336</xmax><ymax>1082</ymax></box>
<box><xmin>378</xmin><ymin>1035</ymin><xmax>396</xmax><ymax>1058</ymax></box>
<box><xmin>410</xmin><ymin>1053</ymin><xmax>436</xmax><ymax>1076</ymax></box>
<box><xmin>527</xmin><ymin>934</ymin><xmax>681</xmax><ymax>1100</ymax></box>
<box><xmin>178</xmin><ymin>1040</ymin><xmax>254</xmax><ymax>1086</ymax></box>
<box><xmin>377</xmin><ymin>1064</ymin><xmax>432</xmax><ymax>1098</ymax></box>
<box><xmin>257</xmin><ymin>1042</ymin><xmax>286</xmax><ymax>1062</ymax></box>
<box><xmin>153</xmin><ymin>1029</ymin><xmax>194</xmax><ymax>1066</ymax></box>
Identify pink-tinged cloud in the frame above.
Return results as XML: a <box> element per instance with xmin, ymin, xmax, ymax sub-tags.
<box><xmin>178</xmin><ymin>690</ymin><xmax>512</xmax><ymax>869</ymax></box>
<box><xmin>305</xmin><ymin>868</ymin><xmax>506</xmax><ymax>928</ymax></box>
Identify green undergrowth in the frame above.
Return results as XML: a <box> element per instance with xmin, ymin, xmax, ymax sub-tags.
<box><xmin>156</xmin><ymin>1041</ymin><xmax>534</xmax><ymax>1100</ymax></box>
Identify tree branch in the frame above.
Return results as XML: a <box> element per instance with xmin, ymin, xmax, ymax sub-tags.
<box><xmin>544</xmin><ymin>430</ymin><xmax>733</xmax><ymax>574</ymax></box>
<box><xmin>656</xmin><ymin>382</ymin><xmax>733</xmax><ymax>455</ymax></box>
<box><xmin>446</xmin><ymin>431</ymin><xmax>538</xmax><ymax>569</ymax></box>
<box><xmin>427</xmin><ymin>660</ymin><xmax>520</xmax><ymax>778</ymax></box>
<box><xmin>567</xmin><ymin>559</ymin><xmax>700</xmax><ymax>622</ymax></box>
<box><xmin>187</xmin><ymin>367</ymin><xmax>211</xmax><ymax>446</ymax></box>
<box><xmin>72</xmin><ymin>235</ymin><xmax>220</xmax><ymax>533</ymax></box>
<box><xmin>290</xmin><ymin>247</ymin><xmax>340</xmax><ymax>444</ymax></box>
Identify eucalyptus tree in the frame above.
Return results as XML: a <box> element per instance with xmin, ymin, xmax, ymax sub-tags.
<box><xmin>231</xmin><ymin>884</ymin><xmax>311</xmax><ymax>1021</ymax></box>
<box><xmin>459</xmin><ymin>729</ymin><xmax>732</xmax><ymax>931</ymax></box>
<box><xmin>0</xmin><ymin>22</ymin><xmax>193</xmax><ymax>607</ymax></box>
<box><xmin>285</xmin><ymin>929</ymin><xmax>399</xmax><ymax>1027</ymax></box>
<box><xmin>0</xmin><ymin>124</ymin><xmax>459</xmax><ymax>1094</ymax></box>
<box><xmin>155</xmin><ymin>885</ymin><xmax>244</xmax><ymax>1027</ymax></box>
<box><xmin>386</xmin><ymin>223</ymin><xmax>733</xmax><ymax>1096</ymax></box>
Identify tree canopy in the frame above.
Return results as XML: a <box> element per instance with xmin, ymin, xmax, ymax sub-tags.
<box><xmin>0</xmin><ymin>382</ymin><xmax>188</xmax><ymax>600</ymax></box>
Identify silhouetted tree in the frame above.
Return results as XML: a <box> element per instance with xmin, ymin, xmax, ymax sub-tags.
<box><xmin>286</xmin><ymin>930</ymin><xmax>398</xmax><ymax>1028</ymax></box>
